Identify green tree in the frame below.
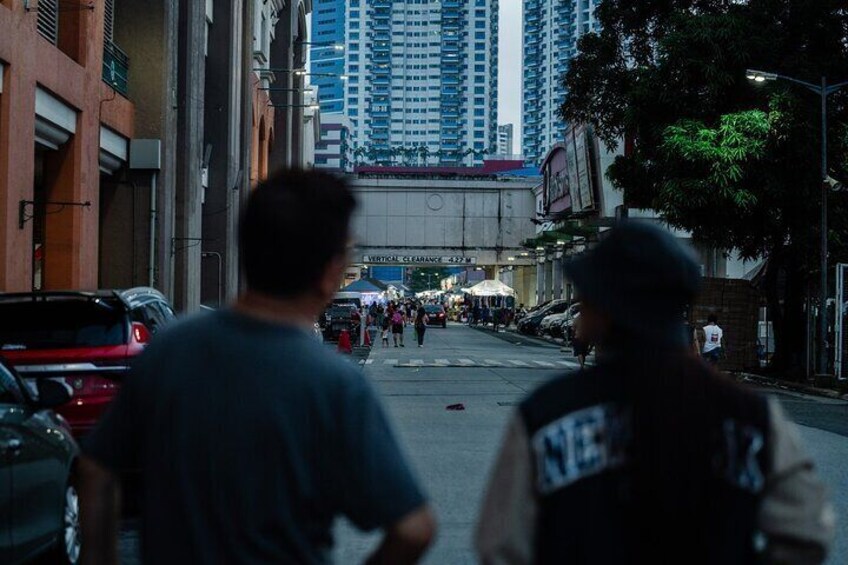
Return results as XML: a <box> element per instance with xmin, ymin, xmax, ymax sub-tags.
<box><xmin>561</xmin><ymin>0</ymin><xmax>848</xmax><ymax>374</ymax></box>
<box><xmin>409</xmin><ymin>267</ymin><xmax>453</xmax><ymax>293</ymax></box>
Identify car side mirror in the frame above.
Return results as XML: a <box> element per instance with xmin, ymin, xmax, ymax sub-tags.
<box><xmin>36</xmin><ymin>379</ymin><xmax>72</xmax><ymax>409</ymax></box>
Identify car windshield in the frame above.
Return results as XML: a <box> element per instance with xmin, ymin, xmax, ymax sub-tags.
<box><xmin>0</xmin><ymin>299</ymin><xmax>127</xmax><ymax>350</ymax></box>
<box><xmin>424</xmin><ymin>305</ymin><xmax>444</xmax><ymax>313</ymax></box>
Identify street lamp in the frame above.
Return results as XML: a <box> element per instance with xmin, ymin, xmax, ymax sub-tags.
<box><xmin>747</xmin><ymin>68</ymin><xmax>848</xmax><ymax>375</ymax></box>
<box><xmin>296</xmin><ymin>41</ymin><xmax>345</xmax><ymax>51</ymax></box>
<box><xmin>268</xmin><ymin>104</ymin><xmax>320</xmax><ymax>109</ymax></box>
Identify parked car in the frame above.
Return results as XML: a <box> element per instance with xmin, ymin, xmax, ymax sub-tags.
<box><xmin>0</xmin><ymin>355</ymin><xmax>80</xmax><ymax>564</ymax></box>
<box><xmin>423</xmin><ymin>304</ymin><xmax>448</xmax><ymax>328</ymax></box>
<box><xmin>517</xmin><ymin>299</ymin><xmax>570</xmax><ymax>335</ymax></box>
<box><xmin>556</xmin><ymin>303</ymin><xmax>582</xmax><ymax>342</ymax></box>
<box><xmin>0</xmin><ymin>288</ymin><xmax>176</xmax><ymax>438</ymax></box>
<box><xmin>321</xmin><ymin>304</ymin><xmax>360</xmax><ymax>342</ymax></box>
<box><xmin>539</xmin><ymin>312</ymin><xmax>569</xmax><ymax>336</ymax></box>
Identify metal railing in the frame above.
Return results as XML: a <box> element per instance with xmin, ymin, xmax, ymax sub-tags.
<box><xmin>103</xmin><ymin>40</ymin><xmax>129</xmax><ymax>96</ymax></box>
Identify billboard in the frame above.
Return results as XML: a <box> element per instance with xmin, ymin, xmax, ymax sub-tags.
<box><xmin>541</xmin><ymin>124</ymin><xmax>597</xmax><ymax>216</ymax></box>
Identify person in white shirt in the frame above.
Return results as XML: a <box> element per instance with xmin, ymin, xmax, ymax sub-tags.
<box><xmin>702</xmin><ymin>314</ymin><xmax>724</xmax><ymax>365</ymax></box>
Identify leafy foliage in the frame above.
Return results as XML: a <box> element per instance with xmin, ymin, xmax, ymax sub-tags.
<box><xmin>560</xmin><ymin>0</ymin><xmax>848</xmax><ymax>372</ymax></box>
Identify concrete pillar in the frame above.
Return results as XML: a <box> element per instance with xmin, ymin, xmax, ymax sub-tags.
<box><xmin>269</xmin><ymin>1</ymin><xmax>295</xmax><ymax>169</ymax></box>
<box><xmin>114</xmin><ymin>0</ymin><xmax>179</xmax><ymax>297</ymax></box>
<box><xmin>544</xmin><ymin>257</ymin><xmax>554</xmax><ymax>303</ymax></box>
<box><xmin>201</xmin><ymin>0</ymin><xmax>246</xmax><ymax>307</ymax></box>
<box><xmin>552</xmin><ymin>251</ymin><xmax>563</xmax><ymax>300</ymax></box>
<box><xmin>173</xmin><ymin>0</ymin><xmax>208</xmax><ymax>312</ymax></box>
<box><xmin>536</xmin><ymin>255</ymin><xmax>545</xmax><ymax>306</ymax></box>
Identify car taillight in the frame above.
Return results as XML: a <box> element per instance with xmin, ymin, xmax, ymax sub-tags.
<box><xmin>65</xmin><ymin>375</ymin><xmax>119</xmax><ymax>398</ymax></box>
<box><xmin>132</xmin><ymin>322</ymin><xmax>151</xmax><ymax>345</ymax></box>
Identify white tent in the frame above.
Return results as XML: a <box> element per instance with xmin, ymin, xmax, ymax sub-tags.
<box><xmin>463</xmin><ymin>279</ymin><xmax>515</xmax><ymax>297</ymax></box>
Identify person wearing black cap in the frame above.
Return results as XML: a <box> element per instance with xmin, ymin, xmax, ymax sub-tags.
<box><xmin>475</xmin><ymin>222</ymin><xmax>834</xmax><ymax>564</ymax></box>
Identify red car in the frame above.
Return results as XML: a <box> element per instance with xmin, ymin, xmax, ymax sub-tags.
<box><xmin>424</xmin><ymin>304</ymin><xmax>448</xmax><ymax>328</ymax></box>
<box><xmin>0</xmin><ymin>289</ymin><xmax>176</xmax><ymax>438</ymax></box>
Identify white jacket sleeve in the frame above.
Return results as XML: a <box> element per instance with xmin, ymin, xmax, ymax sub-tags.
<box><xmin>759</xmin><ymin>398</ymin><xmax>836</xmax><ymax>564</ymax></box>
<box><xmin>475</xmin><ymin>412</ymin><xmax>537</xmax><ymax>565</ymax></box>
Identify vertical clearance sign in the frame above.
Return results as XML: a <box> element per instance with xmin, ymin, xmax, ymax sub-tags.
<box><xmin>363</xmin><ymin>255</ymin><xmax>477</xmax><ymax>265</ymax></box>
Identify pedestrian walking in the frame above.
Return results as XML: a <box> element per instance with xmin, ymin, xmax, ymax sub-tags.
<box><xmin>475</xmin><ymin>222</ymin><xmax>833</xmax><ymax>565</ymax></box>
<box><xmin>702</xmin><ymin>314</ymin><xmax>724</xmax><ymax>366</ymax></box>
<box><xmin>570</xmin><ymin>312</ymin><xmax>591</xmax><ymax>369</ymax></box>
<box><xmin>392</xmin><ymin>308</ymin><xmax>406</xmax><ymax>347</ymax></box>
<box><xmin>380</xmin><ymin>307</ymin><xmax>391</xmax><ymax>347</ymax></box>
<box><xmin>415</xmin><ymin>306</ymin><xmax>430</xmax><ymax>348</ymax></box>
<box><xmin>78</xmin><ymin>170</ymin><xmax>435</xmax><ymax>565</ymax></box>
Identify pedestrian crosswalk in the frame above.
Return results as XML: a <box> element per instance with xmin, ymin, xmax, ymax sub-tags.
<box><xmin>359</xmin><ymin>358</ymin><xmax>580</xmax><ymax>369</ymax></box>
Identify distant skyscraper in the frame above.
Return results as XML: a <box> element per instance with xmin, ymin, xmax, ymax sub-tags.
<box><xmin>522</xmin><ymin>0</ymin><xmax>601</xmax><ymax>165</ymax></box>
<box><xmin>312</xmin><ymin>0</ymin><xmax>499</xmax><ymax>166</ymax></box>
<box><xmin>310</xmin><ymin>0</ymin><xmax>346</xmax><ymax>114</ymax></box>
<box><xmin>314</xmin><ymin>115</ymin><xmax>354</xmax><ymax>172</ymax></box>
<box><xmin>497</xmin><ymin>123</ymin><xmax>514</xmax><ymax>156</ymax></box>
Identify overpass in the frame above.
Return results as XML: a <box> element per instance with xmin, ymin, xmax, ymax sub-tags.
<box><xmin>346</xmin><ymin>172</ymin><xmax>540</xmax><ymax>269</ymax></box>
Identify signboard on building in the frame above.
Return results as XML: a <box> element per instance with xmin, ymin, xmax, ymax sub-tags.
<box><xmin>363</xmin><ymin>255</ymin><xmax>477</xmax><ymax>265</ymax></box>
<box><xmin>565</xmin><ymin>124</ymin><xmax>597</xmax><ymax>214</ymax></box>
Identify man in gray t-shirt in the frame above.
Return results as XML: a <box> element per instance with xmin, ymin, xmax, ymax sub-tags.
<box><xmin>78</xmin><ymin>171</ymin><xmax>435</xmax><ymax>565</ymax></box>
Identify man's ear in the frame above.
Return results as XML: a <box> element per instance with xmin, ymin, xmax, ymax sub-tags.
<box><xmin>318</xmin><ymin>255</ymin><xmax>348</xmax><ymax>302</ymax></box>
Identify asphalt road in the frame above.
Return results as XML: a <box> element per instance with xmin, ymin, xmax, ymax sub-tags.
<box><xmin>334</xmin><ymin>323</ymin><xmax>848</xmax><ymax>564</ymax></box>
<box><xmin>116</xmin><ymin>323</ymin><xmax>847</xmax><ymax>564</ymax></box>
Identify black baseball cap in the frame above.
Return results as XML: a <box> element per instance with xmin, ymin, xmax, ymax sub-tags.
<box><xmin>563</xmin><ymin>221</ymin><xmax>702</xmax><ymax>340</ymax></box>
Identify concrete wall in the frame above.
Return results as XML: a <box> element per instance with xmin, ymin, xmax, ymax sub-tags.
<box><xmin>348</xmin><ymin>175</ymin><xmax>538</xmax><ymax>266</ymax></box>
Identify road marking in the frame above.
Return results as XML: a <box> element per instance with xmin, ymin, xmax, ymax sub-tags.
<box><xmin>410</xmin><ymin>359</ymin><xmax>424</xmax><ymax>366</ymax></box>
<box><xmin>508</xmin><ymin>360</ymin><xmax>530</xmax><ymax>366</ymax></box>
<box><xmin>557</xmin><ymin>360</ymin><xmax>579</xmax><ymax>368</ymax></box>
<box><xmin>533</xmin><ymin>361</ymin><xmax>556</xmax><ymax>367</ymax></box>
<box><xmin>364</xmin><ymin>359</ymin><xmax>374</xmax><ymax>365</ymax></box>
<box><xmin>482</xmin><ymin>359</ymin><xmax>504</xmax><ymax>366</ymax></box>
<box><xmin>458</xmin><ymin>359</ymin><xmax>475</xmax><ymax>366</ymax></box>
<box><xmin>384</xmin><ymin>359</ymin><xmax>398</xmax><ymax>365</ymax></box>
<box><xmin>435</xmin><ymin>359</ymin><xmax>450</xmax><ymax>366</ymax></box>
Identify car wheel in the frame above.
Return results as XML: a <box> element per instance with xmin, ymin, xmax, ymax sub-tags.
<box><xmin>50</xmin><ymin>484</ymin><xmax>81</xmax><ymax>564</ymax></box>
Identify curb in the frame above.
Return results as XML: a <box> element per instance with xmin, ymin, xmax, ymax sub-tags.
<box><xmin>734</xmin><ymin>372</ymin><xmax>848</xmax><ymax>401</ymax></box>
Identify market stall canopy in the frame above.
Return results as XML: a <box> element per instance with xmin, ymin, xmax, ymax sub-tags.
<box><xmin>341</xmin><ymin>278</ymin><xmax>389</xmax><ymax>293</ymax></box>
<box><xmin>464</xmin><ymin>279</ymin><xmax>515</xmax><ymax>297</ymax></box>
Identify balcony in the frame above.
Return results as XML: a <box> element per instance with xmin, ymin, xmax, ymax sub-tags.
<box><xmin>103</xmin><ymin>40</ymin><xmax>130</xmax><ymax>96</ymax></box>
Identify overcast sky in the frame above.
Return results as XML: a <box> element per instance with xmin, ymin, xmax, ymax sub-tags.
<box><xmin>498</xmin><ymin>1</ymin><xmax>522</xmax><ymax>154</ymax></box>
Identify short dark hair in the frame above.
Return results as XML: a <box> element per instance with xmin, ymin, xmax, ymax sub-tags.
<box><xmin>708</xmin><ymin>314</ymin><xmax>718</xmax><ymax>324</ymax></box>
<box><xmin>239</xmin><ymin>169</ymin><xmax>356</xmax><ymax>298</ymax></box>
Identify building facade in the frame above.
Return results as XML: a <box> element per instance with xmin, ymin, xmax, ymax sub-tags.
<box><xmin>315</xmin><ymin>114</ymin><xmax>354</xmax><ymax>172</ymax></box>
<box><xmin>311</xmin><ymin>0</ymin><xmax>346</xmax><ymax>115</ymax></box>
<box><xmin>0</xmin><ymin>0</ymin><xmax>135</xmax><ymax>292</ymax></box>
<box><xmin>312</xmin><ymin>0</ymin><xmax>499</xmax><ymax>166</ymax></box>
<box><xmin>0</xmin><ymin>0</ymin><xmax>313</xmax><ymax>312</ymax></box>
<box><xmin>522</xmin><ymin>0</ymin><xmax>600</xmax><ymax>165</ymax></box>
<box><xmin>497</xmin><ymin>123</ymin><xmax>514</xmax><ymax>157</ymax></box>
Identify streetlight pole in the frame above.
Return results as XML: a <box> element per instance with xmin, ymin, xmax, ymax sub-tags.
<box><xmin>820</xmin><ymin>77</ymin><xmax>828</xmax><ymax>377</ymax></box>
<box><xmin>746</xmin><ymin>70</ymin><xmax>848</xmax><ymax>375</ymax></box>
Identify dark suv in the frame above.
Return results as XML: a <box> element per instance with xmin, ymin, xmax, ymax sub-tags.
<box><xmin>0</xmin><ymin>288</ymin><xmax>176</xmax><ymax>437</ymax></box>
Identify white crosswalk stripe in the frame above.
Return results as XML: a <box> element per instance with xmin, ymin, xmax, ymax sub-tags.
<box><xmin>481</xmin><ymin>359</ymin><xmax>504</xmax><ymax>366</ymax></box>
<box><xmin>435</xmin><ymin>359</ymin><xmax>450</xmax><ymax>366</ymax></box>
<box><xmin>458</xmin><ymin>359</ymin><xmax>475</xmax><ymax>366</ymax></box>
<box><xmin>557</xmin><ymin>360</ymin><xmax>579</xmax><ymax>368</ymax></box>
<box><xmin>508</xmin><ymin>360</ymin><xmax>530</xmax><ymax>367</ymax></box>
<box><xmin>384</xmin><ymin>359</ymin><xmax>398</xmax><ymax>365</ymax></box>
<box><xmin>533</xmin><ymin>360</ymin><xmax>556</xmax><ymax>367</ymax></box>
